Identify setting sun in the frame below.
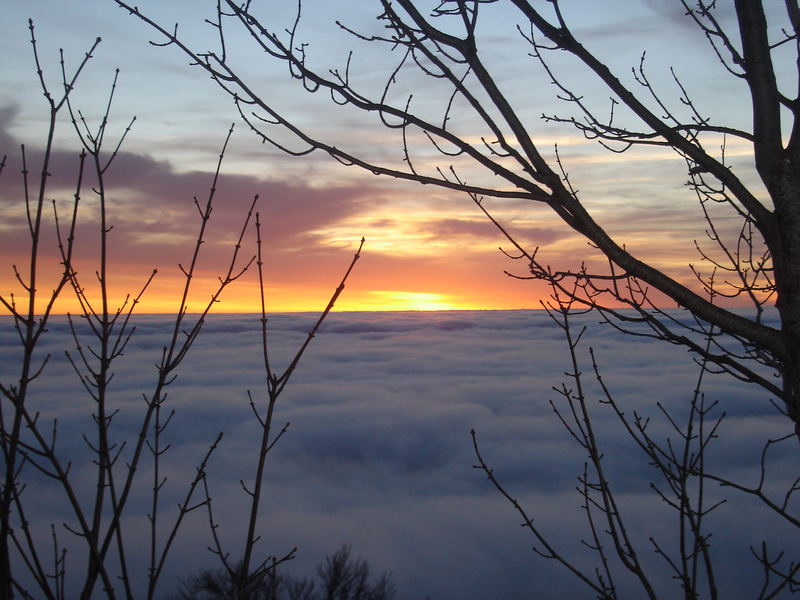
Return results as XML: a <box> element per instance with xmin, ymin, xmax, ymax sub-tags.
<box><xmin>357</xmin><ymin>291</ymin><xmax>466</xmax><ymax>312</ymax></box>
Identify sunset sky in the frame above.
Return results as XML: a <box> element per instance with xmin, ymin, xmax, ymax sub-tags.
<box><xmin>0</xmin><ymin>1</ymin><xmax>786</xmax><ymax>312</ymax></box>
<box><xmin>3</xmin><ymin>5</ymin><xmax>798</xmax><ymax>599</ymax></box>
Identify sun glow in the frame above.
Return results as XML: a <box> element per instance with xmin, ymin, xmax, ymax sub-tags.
<box><xmin>355</xmin><ymin>290</ymin><xmax>467</xmax><ymax>311</ymax></box>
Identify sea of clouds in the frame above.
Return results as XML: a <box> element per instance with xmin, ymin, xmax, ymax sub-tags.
<box><xmin>1</xmin><ymin>309</ymin><xmax>797</xmax><ymax>599</ymax></box>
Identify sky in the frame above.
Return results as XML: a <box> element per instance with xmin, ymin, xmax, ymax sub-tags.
<box><xmin>2</xmin><ymin>5</ymin><xmax>798</xmax><ymax>599</ymax></box>
<box><xmin>1</xmin><ymin>0</ymin><xmax>790</xmax><ymax>313</ymax></box>
<box><xmin>2</xmin><ymin>310</ymin><xmax>797</xmax><ymax>599</ymax></box>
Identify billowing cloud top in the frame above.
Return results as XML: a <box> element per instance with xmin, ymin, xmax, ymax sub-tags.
<box><xmin>1</xmin><ymin>309</ymin><xmax>793</xmax><ymax>599</ymax></box>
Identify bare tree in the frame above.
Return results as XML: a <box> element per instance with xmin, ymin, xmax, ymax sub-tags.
<box><xmin>0</xmin><ymin>25</ymin><xmax>363</xmax><ymax>600</ymax></box>
<box><xmin>112</xmin><ymin>0</ymin><xmax>799</xmax><ymax>430</ymax></box>
<box><xmin>102</xmin><ymin>3</ymin><xmax>800</xmax><ymax>595</ymax></box>
<box><xmin>473</xmin><ymin>278</ymin><xmax>800</xmax><ymax>598</ymax></box>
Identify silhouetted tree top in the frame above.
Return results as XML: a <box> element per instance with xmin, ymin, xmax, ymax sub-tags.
<box><xmin>173</xmin><ymin>545</ymin><xmax>396</xmax><ymax>600</ymax></box>
<box><xmin>114</xmin><ymin>0</ymin><xmax>798</xmax><ymax>428</ymax></box>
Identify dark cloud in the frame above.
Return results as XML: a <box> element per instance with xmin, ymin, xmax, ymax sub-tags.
<box><xmin>640</xmin><ymin>0</ymin><xmax>738</xmax><ymax>27</ymax></box>
<box><xmin>0</xmin><ymin>106</ymin><xmax>379</xmax><ymax>245</ymax></box>
<box><xmin>367</xmin><ymin>218</ymin><xmax>396</xmax><ymax>229</ymax></box>
<box><xmin>0</xmin><ymin>105</ymin><xmax>387</xmax><ymax>307</ymax></box>
<box><xmin>569</xmin><ymin>2</ymin><xmax>708</xmax><ymax>46</ymax></box>
<box><xmin>423</xmin><ymin>218</ymin><xmax>500</xmax><ymax>239</ymax></box>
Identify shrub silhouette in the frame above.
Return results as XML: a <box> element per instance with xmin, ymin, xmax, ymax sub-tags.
<box><xmin>173</xmin><ymin>545</ymin><xmax>395</xmax><ymax>600</ymax></box>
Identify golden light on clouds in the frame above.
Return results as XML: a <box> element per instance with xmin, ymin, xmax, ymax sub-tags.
<box><xmin>305</xmin><ymin>206</ymin><xmax>507</xmax><ymax>258</ymax></box>
<box><xmin>30</xmin><ymin>286</ymin><xmax>494</xmax><ymax>314</ymax></box>
<box><xmin>0</xmin><ymin>57</ymin><xmax>761</xmax><ymax>318</ymax></box>
<box><xmin>355</xmin><ymin>290</ymin><xmax>468</xmax><ymax>312</ymax></box>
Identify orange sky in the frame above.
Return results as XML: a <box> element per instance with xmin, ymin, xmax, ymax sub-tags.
<box><xmin>1</xmin><ymin>1</ymin><xmax>776</xmax><ymax>315</ymax></box>
<box><xmin>0</xmin><ymin>104</ymin><xmax>754</xmax><ymax>314</ymax></box>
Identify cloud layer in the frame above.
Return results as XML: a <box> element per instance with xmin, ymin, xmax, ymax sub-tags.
<box><xmin>2</xmin><ymin>309</ymin><xmax>795</xmax><ymax>599</ymax></box>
